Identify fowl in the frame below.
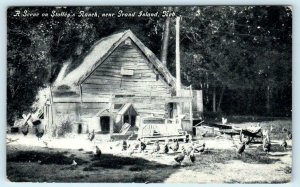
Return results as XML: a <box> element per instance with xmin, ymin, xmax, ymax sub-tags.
<box><xmin>138</xmin><ymin>139</ymin><xmax>147</xmax><ymax>152</ymax></box>
<box><xmin>185</xmin><ymin>145</ymin><xmax>194</xmax><ymax>156</ymax></box>
<box><xmin>122</xmin><ymin>140</ymin><xmax>127</xmax><ymax>151</ymax></box>
<box><xmin>88</xmin><ymin>130</ymin><xmax>95</xmax><ymax>141</ymax></box>
<box><xmin>238</xmin><ymin>142</ymin><xmax>246</xmax><ymax>155</ymax></box>
<box><xmin>71</xmin><ymin>160</ymin><xmax>77</xmax><ymax>166</ymax></box>
<box><xmin>287</xmin><ymin>131</ymin><xmax>292</xmax><ymax>140</ymax></box>
<box><xmin>262</xmin><ymin>138</ymin><xmax>271</xmax><ymax>153</ymax></box>
<box><xmin>21</xmin><ymin>125</ymin><xmax>29</xmax><ymax>136</ymax></box>
<box><xmin>282</xmin><ymin>127</ymin><xmax>287</xmax><ymax>133</ymax></box>
<box><xmin>174</xmin><ymin>148</ymin><xmax>186</xmax><ymax>165</ymax></box>
<box><xmin>95</xmin><ymin>145</ymin><xmax>101</xmax><ymax>158</ymax></box>
<box><xmin>163</xmin><ymin>144</ymin><xmax>169</xmax><ymax>154</ymax></box>
<box><xmin>194</xmin><ymin>142</ymin><xmax>205</xmax><ymax>153</ymax></box>
<box><xmin>43</xmin><ymin>141</ymin><xmax>48</xmax><ymax>148</ymax></box>
<box><xmin>189</xmin><ymin>150</ymin><xmax>196</xmax><ymax>163</ymax></box>
<box><xmin>35</xmin><ymin>128</ymin><xmax>44</xmax><ymax>140</ymax></box>
<box><xmin>185</xmin><ymin>134</ymin><xmax>190</xmax><ymax>143</ymax></box>
<box><xmin>280</xmin><ymin>139</ymin><xmax>287</xmax><ymax>151</ymax></box>
<box><xmin>234</xmin><ymin>142</ymin><xmax>246</xmax><ymax>155</ymax></box>
<box><xmin>169</xmin><ymin>139</ymin><xmax>179</xmax><ymax>152</ymax></box>
<box><xmin>134</xmin><ymin>142</ymin><xmax>140</xmax><ymax>150</ymax></box>
<box><xmin>152</xmin><ymin>141</ymin><xmax>160</xmax><ymax>154</ymax></box>
<box><xmin>222</xmin><ymin>117</ymin><xmax>227</xmax><ymax>124</ymax></box>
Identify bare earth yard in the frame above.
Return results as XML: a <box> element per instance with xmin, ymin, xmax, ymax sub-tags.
<box><xmin>6</xmin><ymin>120</ymin><xmax>292</xmax><ymax>183</ymax></box>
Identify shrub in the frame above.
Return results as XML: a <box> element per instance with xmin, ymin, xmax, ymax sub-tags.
<box><xmin>57</xmin><ymin>120</ymin><xmax>73</xmax><ymax>137</ymax></box>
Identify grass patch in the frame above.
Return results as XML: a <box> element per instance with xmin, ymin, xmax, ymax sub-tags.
<box><xmin>184</xmin><ymin>148</ymin><xmax>281</xmax><ymax>172</ymax></box>
<box><xmin>90</xmin><ymin>154</ymin><xmax>169</xmax><ymax>170</ymax></box>
<box><xmin>7</xmin><ymin>151</ymin><xmax>88</xmax><ymax>165</ymax></box>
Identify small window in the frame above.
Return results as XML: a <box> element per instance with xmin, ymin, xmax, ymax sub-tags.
<box><xmin>156</xmin><ymin>74</ymin><xmax>159</xmax><ymax>81</ymax></box>
<box><xmin>124</xmin><ymin>39</ymin><xmax>132</xmax><ymax>45</ymax></box>
<box><xmin>121</xmin><ymin>67</ymin><xmax>134</xmax><ymax>76</ymax></box>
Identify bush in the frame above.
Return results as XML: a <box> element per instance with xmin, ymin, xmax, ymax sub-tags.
<box><xmin>58</xmin><ymin>120</ymin><xmax>72</xmax><ymax>137</ymax></box>
<box><xmin>54</xmin><ymin>117</ymin><xmax>73</xmax><ymax>137</ymax></box>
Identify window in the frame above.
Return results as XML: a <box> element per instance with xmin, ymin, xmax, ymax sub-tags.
<box><xmin>124</xmin><ymin>38</ymin><xmax>132</xmax><ymax>45</ymax></box>
<box><xmin>121</xmin><ymin>67</ymin><xmax>134</xmax><ymax>76</ymax></box>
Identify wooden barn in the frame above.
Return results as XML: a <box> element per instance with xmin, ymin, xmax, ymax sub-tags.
<box><xmin>44</xmin><ymin>29</ymin><xmax>203</xmax><ymax>138</ymax></box>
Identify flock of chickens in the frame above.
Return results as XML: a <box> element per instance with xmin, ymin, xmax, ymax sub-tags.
<box><xmin>233</xmin><ymin>126</ymin><xmax>292</xmax><ymax>156</ymax></box>
<box><xmin>87</xmin><ymin>129</ymin><xmax>206</xmax><ymax>165</ymax></box>
<box><xmin>87</xmin><ymin>122</ymin><xmax>292</xmax><ymax>166</ymax></box>
<box><xmin>19</xmin><ymin>119</ymin><xmax>292</xmax><ymax>167</ymax></box>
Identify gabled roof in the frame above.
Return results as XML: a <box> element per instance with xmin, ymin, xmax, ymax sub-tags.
<box><xmin>55</xmin><ymin>29</ymin><xmax>176</xmax><ymax>88</ymax></box>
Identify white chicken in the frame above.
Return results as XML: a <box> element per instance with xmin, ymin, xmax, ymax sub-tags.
<box><xmin>222</xmin><ymin>117</ymin><xmax>228</xmax><ymax>124</ymax></box>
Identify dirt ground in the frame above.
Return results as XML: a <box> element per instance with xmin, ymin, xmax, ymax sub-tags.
<box><xmin>6</xmin><ymin>120</ymin><xmax>292</xmax><ymax>183</ymax></box>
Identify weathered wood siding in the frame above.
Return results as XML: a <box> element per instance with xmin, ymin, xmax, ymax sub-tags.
<box><xmin>52</xmin><ymin>102</ymin><xmax>109</xmax><ymax>133</ymax></box>
<box><xmin>81</xmin><ymin>39</ymin><xmax>172</xmax><ymax>118</ymax></box>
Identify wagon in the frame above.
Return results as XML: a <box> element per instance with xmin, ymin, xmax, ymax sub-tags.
<box><xmin>233</xmin><ymin>126</ymin><xmax>263</xmax><ymax>143</ymax></box>
<box><xmin>138</xmin><ymin>117</ymin><xmax>190</xmax><ymax>142</ymax></box>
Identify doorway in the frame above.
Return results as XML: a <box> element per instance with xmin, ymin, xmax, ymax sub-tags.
<box><xmin>100</xmin><ymin>116</ymin><xmax>110</xmax><ymax>133</ymax></box>
<box><xmin>77</xmin><ymin>123</ymin><xmax>82</xmax><ymax>134</ymax></box>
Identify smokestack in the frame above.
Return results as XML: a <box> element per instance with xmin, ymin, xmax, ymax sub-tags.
<box><xmin>176</xmin><ymin>16</ymin><xmax>181</xmax><ymax>96</ymax></box>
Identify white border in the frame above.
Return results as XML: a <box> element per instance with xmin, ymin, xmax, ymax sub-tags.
<box><xmin>1</xmin><ymin>1</ymin><xmax>298</xmax><ymax>187</ymax></box>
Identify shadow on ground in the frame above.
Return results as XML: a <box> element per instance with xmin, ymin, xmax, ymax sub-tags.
<box><xmin>6</xmin><ymin>142</ymin><xmax>287</xmax><ymax>183</ymax></box>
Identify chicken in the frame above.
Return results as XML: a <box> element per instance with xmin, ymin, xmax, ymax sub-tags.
<box><xmin>236</xmin><ymin>142</ymin><xmax>246</xmax><ymax>155</ymax></box>
<box><xmin>222</xmin><ymin>117</ymin><xmax>227</xmax><ymax>124</ymax></box>
<box><xmin>71</xmin><ymin>160</ymin><xmax>77</xmax><ymax>166</ymax></box>
<box><xmin>194</xmin><ymin>142</ymin><xmax>205</xmax><ymax>153</ymax></box>
<box><xmin>185</xmin><ymin>145</ymin><xmax>194</xmax><ymax>156</ymax></box>
<box><xmin>287</xmin><ymin>131</ymin><xmax>292</xmax><ymax>140</ymax></box>
<box><xmin>138</xmin><ymin>138</ymin><xmax>147</xmax><ymax>152</ymax></box>
<box><xmin>262</xmin><ymin>137</ymin><xmax>271</xmax><ymax>153</ymax></box>
<box><xmin>174</xmin><ymin>148</ymin><xmax>186</xmax><ymax>165</ymax></box>
<box><xmin>280</xmin><ymin>139</ymin><xmax>287</xmax><ymax>151</ymax></box>
<box><xmin>169</xmin><ymin>139</ymin><xmax>179</xmax><ymax>152</ymax></box>
<box><xmin>35</xmin><ymin>128</ymin><xmax>44</xmax><ymax>140</ymax></box>
<box><xmin>152</xmin><ymin>141</ymin><xmax>160</xmax><ymax>154</ymax></box>
<box><xmin>163</xmin><ymin>144</ymin><xmax>169</xmax><ymax>154</ymax></box>
<box><xmin>95</xmin><ymin>145</ymin><xmax>101</xmax><ymax>158</ymax></box>
<box><xmin>122</xmin><ymin>140</ymin><xmax>127</xmax><ymax>151</ymax></box>
<box><xmin>134</xmin><ymin>142</ymin><xmax>140</xmax><ymax>150</ymax></box>
<box><xmin>21</xmin><ymin>125</ymin><xmax>29</xmax><ymax>136</ymax></box>
<box><xmin>43</xmin><ymin>141</ymin><xmax>48</xmax><ymax>148</ymax></box>
<box><xmin>189</xmin><ymin>150</ymin><xmax>196</xmax><ymax>163</ymax></box>
<box><xmin>185</xmin><ymin>134</ymin><xmax>190</xmax><ymax>143</ymax></box>
<box><xmin>88</xmin><ymin>130</ymin><xmax>95</xmax><ymax>141</ymax></box>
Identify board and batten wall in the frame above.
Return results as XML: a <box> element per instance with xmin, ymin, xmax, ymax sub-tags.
<box><xmin>81</xmin><ymin>39</ymin><xmax>173</xmax><ymax>118</ymax></box>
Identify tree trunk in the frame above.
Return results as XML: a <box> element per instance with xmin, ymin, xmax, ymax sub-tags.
<box><xmin>217</xmin><ymin>86</ymin><xmax>225</xmax><ymax>112</ymax></box>
<box><xmin>213</xmin><ymin>87</ymin><xmax>216</xmax><ymax>113</ymax></box>
<box><xmin>266</xmin><ymin>85</ymin><xmax>271</xmax><ymax>115</ymax></box>
<box><xmin>160</xmin><ymin>13</ymin><xmax>171</xmax><ymax>65</ymax></box>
